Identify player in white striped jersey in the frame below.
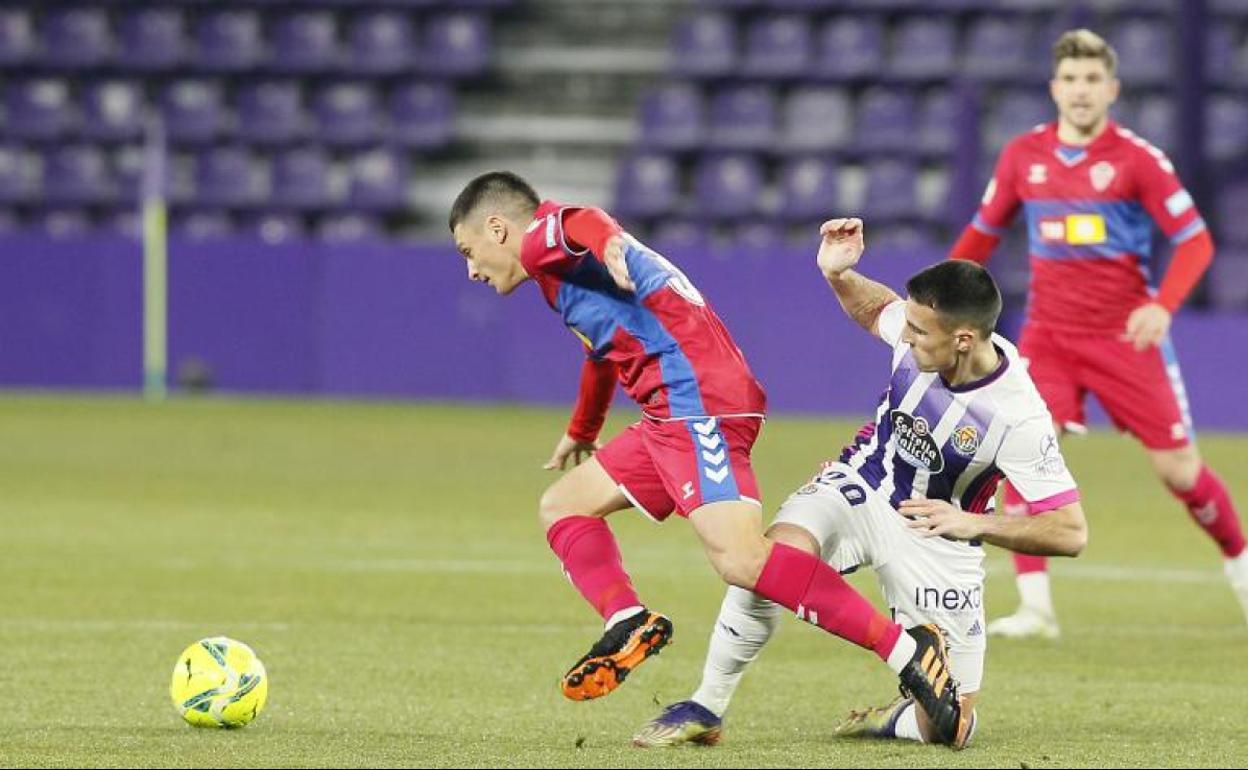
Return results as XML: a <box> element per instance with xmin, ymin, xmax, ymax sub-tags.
<box><xmin>634</xmin><ymin>218</ymin><xmax>1088</xmax><ymax>749</ymax></box>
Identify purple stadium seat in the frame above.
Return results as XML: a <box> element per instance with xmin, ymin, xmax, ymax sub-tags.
<box><xmin>195</xmin><ymin>10</ymin><xmax>262</xmax><ymax>72</ymax></box>
<box><xmin>649</xmin><ymin>219</ymin><xmax>711</xmax><ymax>251</ymax></box>
<box><xmin>1217</xmin><ymin>180</ymin><xmax>1248</xmax><ymax>246</ymax></box>
<box><xmin>813</xmin><ymin>16</ymin><xmax>884</xmax><ymax>80</ymax></box>
<box><xmin>915</xmin><ymin>88</ymin><xmax>959</xmax><ymax>154</ymax></box>
<box><xmin>732</xmin><ymin>220</ymin><xmax>785</xmax><ymax>249</ymax></box>
<box><xmin>318</xmin><ymin>212</ymin><xmax>384</xmax><ymax>242</ymax></box>
<box><xmin>741</xmin><ymin>14</ymin><xmax>811</xmax><ymax>79</ymax></box>
<box><xmin>1133</xmin><ymin>95</ymin><xmax>1177</xmax><ymax>153</ymax></box>
<box><xmin>1206</xmin><ymin>25</ymin><xmax>1237</xmax><ymax>87</ymax></box>
<box><xmin>962</xmin><ymin>16</ymin><xmax>1028</xmax><ymax>80</ymax></box>
<box><xmin>419</xmin><ymin>12</ymin><xmax>490</xmax><ymax>77</ymax></box>
<box><xmin>863</xmin><ymin>159</ymin><xmax>921</xmax><ymax>221</ymax></box>
<box><xmin>44</xmin><ymin>145</ymin><xmax>113</xmax><ymax>205</ymax></box>
<box><xmin>194</xmin><ymin>147</ymin><xmax>266</xmax><ymax>207</ymax></box>
<box><xmin>777</xmin><ymin>156</ymin><xmax>840</xmax><ymax>223</ymax></box>
<box><xmin>42</xmin><ymin>8</ymin><xmax>111</xmax><ymax>69</ymax></box>
<box><xmin>1206</xmin><ymin>250</ymin><xmax>1248</xmax><ymax>311</ymax></box>
<box><xmin>390</xmin><ymin>82</ymin><xmax>454</xmax><ymax>149</ymax></box>
<box><xmin>113</xmin><ymin>145</ymin><xmax>148</xmax><ymax>203</ymax></box>
<box><xmin>613</xmin><ymin>153</ymin><xmax>681</xmax><ymax>220</ymax></box>
<box><xmin>638</xmin><ymin>84</ymin><xmax>706</xmax><ymax>151</ymax></box>
<box><xmin>889</xmin><ymin>18</ymin><xmax>956</xmax><ymax>79</ymax></box>
<box><xmin>246</xmin><ymin>212</ymin><xmax>307</xmax><ymax>243</ymax></box>
<box><xmin>670</xmin><ymin>12</ymin><xmax>737</xmax><ymax>78</ymax></box>
<box><xmin>117</xmin><ymin>8</ymin><xmax>185</xmax><ymax>71</ymax></box>
<box><xmin>1110</xmin><ymin>19</ymin><xmax>1171</xmax><ymax>86</ymax></box>
<box><xmin>0</xmin><ymin>8</ymin><xmax>35</xmax><ymax>66</ymax></box>
<box><xmin>707</xmin><ymin>85</ymin><xmax>777</xmax><ymax>151</ymax></box>
<box><xmin>347</xmin><ymin>11</ymin><xmax>414</xmax><ymax>75</ymax></box>
<box><xmin>271</xmin><ymin>12</ymin><xmax>340</xmax><ymax>74</ymax></box>
<box><xmin>781</xmin><ymin>86</ymin><xmax>851</xmax><ymax>152</ymax></box>
<box><xmin>36</xmin><ymin>208</ymin><xmax>95</xmax><ymax>239</ymax></box>
<box><xmin>5</xmin><ymin>79</ymin><xmax>73</xmax><ymax>141</ymax></box>
<box><xmin>347</xmin><ymin>149</ymin><xmax>409</xmax><ymax>210</ymax></box>
<box><xmin>984</xmin><ymin>90</ymin><xmax>1050</xmax><ymax>152</ymax></box>
<box><xmin>105</xmin><ymin>210</ymin><xmax>141</xmax><ymax>239</ymax></box>
<box><xmin>81</xmin><ymin>81</ymin><xmax>144</xmax><ymax>142</ymax></box>
<box><xmin>314</xmin><ymin>82</ymin><xmax>381</xmax><ymax>146</ymax></box>
<box><xmin>237</xmin><ymin>81</ymin><xmax>305</xmax><ymax>145</ymax></box>
<box><xmin>162</xmin><ymin>80</ymin><xmax>226</xmax><ymax>145</ymax></box>
<box><xmin>271</xmin><ymin>147</ymin><xmax>335</xmax><ymax>209</ymax></box>
<box><xmin>1206</xmin><ymin>95</ymin><xmax>1248</xmax><ymax>162</ymax></box>
<box><xmin>855</xmin><ymin>87</ymin><xmax>916</xmax><ymax>152</ymax></box>
<box><xmin>0</xmin><ymin>146</ymin><xmax>37</xmax><ymax>203</ymax></box>
<box><xmin>176</xmin><ymin>210</ymin><xmax>236</xmax><ymax>240</ymax></box>
<box><xmin>693</xmin><ymin>154</ymin><xmax>765</xmax><ymax>220</ymax></box>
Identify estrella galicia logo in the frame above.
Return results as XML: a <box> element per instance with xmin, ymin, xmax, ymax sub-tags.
<box><xmin>890</xmin><ymin>410</ymin><xmax>944</xmax><ymax>473</ymax></box>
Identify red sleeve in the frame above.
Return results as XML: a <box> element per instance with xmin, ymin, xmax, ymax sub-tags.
<box><xmin>970</xmin><ymin>141</ymin><xmax>1023</xmax><ymax>237</ymax></box>
<box><xmin>948</xmin><ymin>224</ymin><xmax>1000</xmax><ymax>265</ymax></box>
<box><xmin>1130</xmin><ymin>143</ymin><xmax>1208</xmax><ymax>245</ymax></box>
<box><xmin>563</xmin><ymin>207</ymin><xmax>623</xmax><ymax>261</ymax></box>
<box><xmin>567</xmin><ymin>358</ymin><xmax>617</xmax><ymax>443</ymax></box>
<box><xmin>1157</xmin><ymin>229</ymin><xmax>1215</xmax><ymax>313</ymax></box>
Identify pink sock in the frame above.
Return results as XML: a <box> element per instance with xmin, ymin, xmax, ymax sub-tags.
<box><xmin>1170</xmin><ymin>466</ymin><xmax>1247</xmax><ymax>558</ymax></box>
<box><xmin>1003</xmin><ymin>481</ymin><xmax>1048</xmax><ymax>574</ymax></box>
<box><xmin>754</xmin><ymin>542</ymin><xmax>902</xmax><ymax>661</ymax></box>
<box><xmin>545</xmin><ymin>516</ymin><xmax>642</xmax><ymax>621</ymax></box>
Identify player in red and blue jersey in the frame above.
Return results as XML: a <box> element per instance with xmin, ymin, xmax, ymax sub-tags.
<box><xmin>950</xmin><ymin>30</ymin><xmax>1248</xmax><ymax>637</ymax></box>
<box><xmin>450</xmin><ymin>172</ymin><xmax>966</xmax><ymax>743</ymax></box>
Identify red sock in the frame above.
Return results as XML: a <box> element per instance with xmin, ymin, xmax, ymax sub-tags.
<box><xmin>1170</xmin><ymin>466</ymin><xmax>1247</xmax><ymax>558</ymax></box>
<box><xmin>545</xmin><ymin>516</ymin><xmax>642</xmax><ymax>621</ymax></box>
<box><xmin>754</xmin><ymin>542</ymin><xmax>902</xmax><ymax>661</ymax></box>
<box><xmin>1003</xmin><ymin>481</ymin><xmax>1048</xmax><ymax>575</ymax></box>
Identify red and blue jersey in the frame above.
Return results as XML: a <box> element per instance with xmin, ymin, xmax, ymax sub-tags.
<box><xmin>972</xmin><ymin>121</ymin><xmax>1207</xmax><ymax>332</ymax></box>
<box><xmin>520</xmin><ymin>201</ymin><xmax>766</xmax><ymax>421</ymax></box>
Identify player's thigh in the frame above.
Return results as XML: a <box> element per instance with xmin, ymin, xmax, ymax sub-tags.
<box><xmin>1018</xmin><ymin>324</ymin><xmax>1085</xmax><ymax>430</ymax></box>
<box><xmin>687</xmin><ymin>499</ymin><xmax>769</xmax><ymax>588</ymax></box>
<box><xmin>592</xmin><ymin>421</ymin><xmax>678</xmax><ymax>523</ymax></box>
<box><xmin>641</xmin><ymin>416</ymin><xmax>765</xmax><ymax>517</ymax></box>
<box><xmin>1079</xmin><ymin>335</ymin><xmax>1192</xmax><ymax>450</ymax></box>
<box><xmin>770</xmin><ymin>463</ymin><xmax>873</xmax><ymax>565</ymax></box>
<box><xmin>538</xmin><ymin>454</ymin><xmax>635</xmax><ymax>530</ymax></box>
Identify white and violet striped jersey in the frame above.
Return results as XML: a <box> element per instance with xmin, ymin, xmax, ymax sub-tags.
<box><xmin>839</xmin><ymin>301</ymin><xmax>1080</xmax><ymax>514</ymax></box>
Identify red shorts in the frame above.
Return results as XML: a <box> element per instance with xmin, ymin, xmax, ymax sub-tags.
<box><xmin>596</xmin><ymin>416</ymin><xmax>763</xmax><ymax>521</ymax></box>
<box><xmin>1019</xmin><ymin>323</ymin><xmax>1193</xmax><ymax>450</ymax></box>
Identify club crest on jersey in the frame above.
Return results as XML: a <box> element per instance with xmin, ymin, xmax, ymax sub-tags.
<box><xmin>1027</xmin><ymin>164</ymin><xmax>1048</xmax><ymax>184</ymax></box>
<box><xmin>890</xmin><ymin>410</ymin><xmax>944</xmax><ymax>473</ymax></box>
<box><xmin>1090</xmin><ymin>161</ymin><xmax>1115</xmax><ymax>191</ymax></box>
<box><xmin>951</xmin><ymin>425</ymin><xmax>980</xmax><ymax>456</ymax></box>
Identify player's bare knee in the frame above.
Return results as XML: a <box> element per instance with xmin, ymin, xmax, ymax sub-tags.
<box><xmin>1151</xmin><ymin>446</ymin><xmax>1202</xmax><ymax>491</ymax></box>
<box><xmin>765</xmin><ymin>522</ymin><xmax>820</xmax><ymax>555</ymax></box>
<box><xmin>537</xmin><ymin>481</ymin><xmax>573</xmax><ymax>530</ymax></box>
<box><xmin>709</xmin><ymin>540</ymin><xmax>771</xmax><ymax>590</ymax></box>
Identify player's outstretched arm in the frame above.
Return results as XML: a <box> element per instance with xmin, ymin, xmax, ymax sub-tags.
<box><xmin>900</xmin><ymin>498</ymin><xmax>1088</xmax><ymax>557</ymax></box>
<box><xmin>816</xmin><ymin>218</ymin><xmax>902</xmax><ymax>338</ymax></box>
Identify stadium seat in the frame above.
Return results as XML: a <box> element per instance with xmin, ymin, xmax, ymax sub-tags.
<box><xmin>0</xmin><ymin>8</ymin><xmax>35</xmax><ymax>66</ymax></box>
<box><xmin>42</xmin><ymin>8</ymin><xmax>111</xmax><ymax>69</ymax></box>
<box><xmin>318</xmin><ymin>212</ymin><xmax>385</xmax><ymax>242</ymax></box>
<box><xmin>983</xmin><ymin>90</ymin><xmax>1050</xmax><ymax>152</ymax></box>
<box><xmin>5</xmin><ymin>79</ymin><xmax>74</xmax><ymax>142</ymax></box>
<box><xmin>162</xmin><ymin>80</ymin><xmax>227</xmax><ymax>145</ymax></box>
<box><xmin>855</xmin><ymin>87</ymin><xmax>916</xmax><ymax>152</ymax></box>
<box><xmin>962</xmin><ymin>16</ymin><xmax>1029</xmax><ymax>80</ymax></box>
<box><xmin>271</xmin><ymin>147</ymin><xmax>336</xmax><ymax>209</ymax></box>
<box><xmin>237</xmin><ymin>81</ymin><xmax>306</xmax><ymax>145</ymax></box>
<box><xmin>707</xmin><ymin>85</ymin><xmax>777</xmax><ymax>151</ymax></box>
<box><xmin>889</xmin><ymin>17</ymin><xmax>956</xmax><ymax>79</ymax></box>
<box><xmin>780</xmin><ymin>86</ymin><xmax>852</xmax><ymax>152</ymax></box>
<box><xmin>612</xmin><ymin>153</ymin><xmax>682</xmax><ymax>221</ymax></box>
<box><xmin>246</xmin><ymin>212</ymin><xmax>307</xmax><ymax>243</ymax></box>
<box><xmin>741</xmin><ymin>14</ymin><xmax>811</xmax><ymax>79</ymax></box>
<box><xmin>670</xmin><ymin>12</ymin><xmax>737</xmax><ymax>78</ymax></box>
<box><xmin>271</xmin><ymin>11</ymin><xmax>340</xmax><ymax>74</ymax></box>
<box><xmin>637</xmin><ymin>84</ymin><xmax>706</xmax><ymax>151</ymax></box>
<box><xmin>346</xmin><ymin>11</ymin><xmax>414</xmax><ymax>75</ymax></box>
<box><xmin>732</xmin><ymin>220</ymin><xmax>786</xmax><ymax>249</ymax></box>
<box><xmin>175</xmin><ymin>210</ymin><xmax>236</xmax><ymax>240</ymax></box>
<box><xmin>1133</xmin><ymin>95</ymin><xmax>1177</xmax><ymax>153</ymax></box>
<box><xmin>195</xmin><ymin>9</ymin><xmax>262</xmax><ymax>72</ymax></box>
<box><xmin>812</xmin><ymin>16</ymin><xmax>884</xmax><ymax>80</ymax></box>
<box><xmin>117</xmin><ymin>8</ymin><xmax>185</xmax><ymax>71</ymax></box>
<box><xmin>194</xmin><ymin>146</ymin><xmax>267</xmax><ymax>207</ymax></box>
<box><xmin>1110</xmin><ymin>19</ymin><xmax>1171</xmax><ymax>86</ymax></box>
<box><xmin>1205</xmin><ymin>25</ymin><xmax>1238</xmax><ymax>87</ymax></box>
<box><xmin>35</xmin><ymin>208</ymin><xmax>94</xmax><ymax>239</ymax></box>
<box><xmin>693</xmin><ymin>153</ymin><xmax>765</xmax><ymax>220</ymax></box>
<box><xmin>863</xmin><ymin>159</ymin><xmax>921</xmax><ymax>221</ymax></box>
<box><xmin>81</xmin><ymin>81</ymin><xmax>145</xmax><ymax>143</ymax></box>
<box><xmin>649</xmin><ymin>219</ymin><xmax>712</xmax><ymax>250</ymax></box>
<box><xmin>0</xmin><ymin>146</ymin><xmax>37</xmax><ymax>203</ymax></box>
<box><xmin>390</xmin><ymin>82</ymin><xmax>455</xmax><ymax>149</ymax></box>
<box><xmin>420</xmin><ymin>12</ymin><xmax>491</xmax><ymax>77</ymax></box>
<box><xmin>1206</xmin><ymin>250</ymin><xmax>1248</xmax><ymax>312</ymax></box>
<box><xmin>1206</xmin><ymin>95</ymin><xmax>1248</xmax><ymax>162</ymax></box>
<box><xmin>915</xmin><ymin>88</ymin><xmax>960</xmax><ymax>154</ymax></box>
<box><xmin>1216</xmin><ymin>180</ymin><xmax>1248</xmax><ymax>246</ymax></box>
<box><xmin>313</xmin><ymin>82</ymin><xmax>381</xmax><ymax>146</ymax></box>
<box><xmin>776</xmin><ymin>156</ymin><xmax>840</xmax><ymax>223</ymax></box>
<box><xmin>44</xmin><ymin>145</ymin><xmax>114</xmax><ymax>205</ymax></box>
<box><xmin>347</xmin><ymin>148</ymin><xmax>409</xmax><ymax>211</ymax></box>
<box><xmin>112</xmin><ymin>145</ymin><xmax>150</xmax><ymax>202</ymax></box>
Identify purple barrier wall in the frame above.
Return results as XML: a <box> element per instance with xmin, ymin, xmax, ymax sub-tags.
<box><xmin>3</xmin><ymin>235</ymin><xmax>1246</xmax><ymax>431</ymax></box>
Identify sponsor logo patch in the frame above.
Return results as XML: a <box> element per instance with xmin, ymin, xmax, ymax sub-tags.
<box><xmin>890</xmin><ymin>410</ymin><xmax>945</xmax><ymax>473</ymax></box>
<box><xmin>951</xmin><ymin>425</ymin><xmax>980</xmax><ymax>456</ymax></box>
<box><xmin>1028</xmin><ymin>164</ymin><xmax>1048</xmax><ymax>184</ymax></box>
<box><xmin>1090</xmin><ymin>160</ymin><xmax>1116</xmax><ymax>191</ymax></box>
<box><xmin>1165</xmin><ymin>189</ymin><xmax>1194</xmax><ymax>217</ymax></box>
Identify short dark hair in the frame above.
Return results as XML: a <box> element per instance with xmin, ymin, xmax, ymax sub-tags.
<box><xmin>448</xmin><ymin>171</ymin><xmax>540</xmax><ymax>232</ymax></box>
<box><xmin>905</xmin><ymin>261</ymin><xmax>1002</xmax><ymax>337</ymax></box>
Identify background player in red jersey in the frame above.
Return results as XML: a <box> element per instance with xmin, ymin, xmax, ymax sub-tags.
<box><xmin>451</xmin><ymin>172</ymin><xmax>968</xmax><ymax>744</ymax></box>
<box><xmin>950</xmin><ymin>30</ymin><xmax>1248</xmax><ymax>638</ymax></box>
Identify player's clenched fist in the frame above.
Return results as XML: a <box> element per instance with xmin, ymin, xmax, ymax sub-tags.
<box><xmin>816</xmin><ymin>218</ymin><xmax>865</xmax><ymax>279</ymax></box>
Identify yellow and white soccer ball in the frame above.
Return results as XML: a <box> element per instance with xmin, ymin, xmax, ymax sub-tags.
<box><xmin>170</xmin><ymin>636</ymin><xmax>268</xmax><ymax>728</ymax></box>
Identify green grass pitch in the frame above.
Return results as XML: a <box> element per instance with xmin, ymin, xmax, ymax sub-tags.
<box><xmin>0</xmin><ymin>395</ymin><xmax>1245</xmax><ymax>768</ymax></box>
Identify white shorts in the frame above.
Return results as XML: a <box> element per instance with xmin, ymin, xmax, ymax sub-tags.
<box><xmin>773</xmin><ymin>462</ymin><xmax>987</xmax><ymax>694</ymax></box>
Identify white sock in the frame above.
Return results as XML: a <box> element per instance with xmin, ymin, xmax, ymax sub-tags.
<box><xmin>893</xmin><ymin>701</ymin><xmax>924</xmax><ymax>742</ymax></box>
<box><xmin>605</xmin><ymin>605</ymin><xmax>644</xmax><ymax>631</ymax></box>
<box><xmin>884</xmin><ymin>630</ymin><xmax>916</xmax><ymax>674</ymax></box>
<box><xmin>1225</xmin><ymin>551</ymin><xmax>1248</xmax><ymax>586</ymax></box>
<box><xmin>690</xmin><ymin>586</ymin><xmax>782</xmax><ymax>716</ymax></box>
<box><xmin>1017</xmin><ymin>572</ymin><xmax>1055</xmax><ymax>617</ymax></box>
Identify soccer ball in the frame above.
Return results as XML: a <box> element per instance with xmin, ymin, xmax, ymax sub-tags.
<box><xmin>169</xmin><ymin>636</ymin><xmax>269</xmax><ymax>728</ymax></box>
